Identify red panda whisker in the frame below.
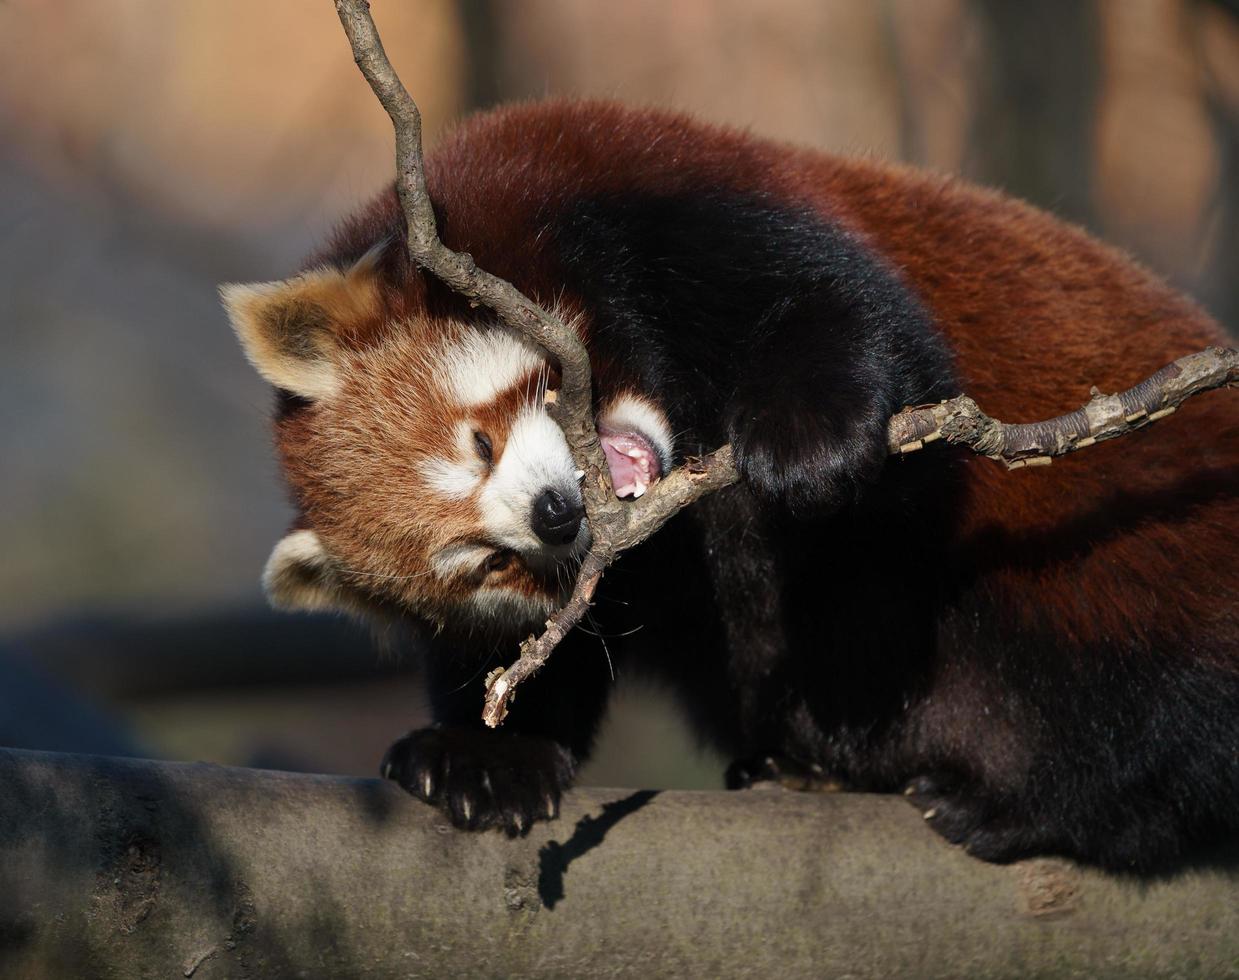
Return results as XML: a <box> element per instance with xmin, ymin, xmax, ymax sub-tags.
<box><xmin>576</xmin><ymin>614</ymin><xmax>644</xmax><ymax>642</ymax></box>
<box><xmin>337</xmin><ymin>566</ymin><xmax>437</xmax><ymax>583</ymax></box>
<box><xmin>439</xmin><ymin>646</ymin><xmax>503</xmax><ymax>697</ymax></box>
<box><xmin>582</xmin><ymin>609</ymin><xmax>616</xmax><ymax>681</ymax></box>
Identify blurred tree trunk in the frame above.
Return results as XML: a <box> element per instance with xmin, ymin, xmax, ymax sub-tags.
<box><xmin>1202</xmin><ymin>103</ymin><xmax>1238</xmax><ymax>330</ymax></box>
<box><xmin>458</xmin><ymin>0</ymin><xmax>506</xmax><ymax>112</ymax></box>
<box><xmin>1193</xmin><ymin>0</ymin><xmax>1239</xmax><ymax>330</ymax></box>
<box><xmin>966</xmin><ymin>0</ymin><xmax>1101</xmax><ymax>228</ymax></box>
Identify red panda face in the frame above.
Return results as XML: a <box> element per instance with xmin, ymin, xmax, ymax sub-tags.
<box><xmin>220</xmin><ymin>258</ymin><xmax>590</xmax><ymax>633</ymax></box>
<box><xmin>222</xmin><ymin>254</ymin><xmax>673</xmax><ymax>634</ymax></box>
<box><xmin>284</xmin><ymin>320</ymin><xmax>588</xmax><ymax>630</ymax></box>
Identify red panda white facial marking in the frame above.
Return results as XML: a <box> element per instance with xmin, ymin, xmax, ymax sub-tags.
<box><xmin>440</xmin><ymin>327</ymin><xmax>545</xmax><ymax>409</ymax></box>
<box><xmin>387</xmin><ymin>323</ymin><xmax>588</xmax><ymax>628</ymax></box>
<box><xmin>419</xmin><ymin>419</ymin><xmax>491</xmax><ymax>499</ymax></box>
<box><xmin>478</xmin><ymin>405</ymin><xmax>584</xmax><ymax>552</ymax></box>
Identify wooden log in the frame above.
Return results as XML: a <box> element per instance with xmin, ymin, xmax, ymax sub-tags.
<box><xmin>1</xmin><ymin>747</ymin><xmax>1237</xmax><ymax>979</ymax></box>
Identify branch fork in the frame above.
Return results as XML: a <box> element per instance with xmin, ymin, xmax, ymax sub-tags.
<box><xmin>334</xmin><ymin>0</ymin><xmax>1237</xmax><ymax>726</ymax></box>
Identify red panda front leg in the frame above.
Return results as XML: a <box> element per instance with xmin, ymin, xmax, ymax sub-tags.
<box><xmin>381</xmin><ymin>626</ymin><xmax>614</xmax><ymax>836</ymax></box>
<box><xmin>726</xmin><ymin>292</ymin><xmax>950</xmax><ymax>518</ymax></box>
<box><xmin>381</xmin><ymin>727</ymin><xmax>576</xmax><ymax>835</ymax></box>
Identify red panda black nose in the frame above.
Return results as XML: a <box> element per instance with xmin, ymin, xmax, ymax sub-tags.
<box><xmin>531</xmin><ymin>489</ymin><xmax>583</xmax><ymax>546</ymax></box>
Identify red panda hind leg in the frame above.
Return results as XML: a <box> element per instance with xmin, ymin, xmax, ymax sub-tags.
<box><xmin>895</xmin><ymin>634</ymin><xmax>1239</xmax><ymax>872</ymax></box>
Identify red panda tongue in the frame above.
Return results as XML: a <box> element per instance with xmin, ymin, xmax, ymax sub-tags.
<box><xmin>599</xmin><ymin>431</ymin><xmax>662</xmax><ymax>499</ymax></box>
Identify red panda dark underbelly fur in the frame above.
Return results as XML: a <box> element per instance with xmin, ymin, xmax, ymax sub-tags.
<box><xmin>248</xmin><ymin>101</ymin><xmax>1238</xmax><ymax>871</ymax></box>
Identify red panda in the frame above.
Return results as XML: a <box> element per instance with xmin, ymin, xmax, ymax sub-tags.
<box><xmin>221</xmin><ymin>100</ymin><xmax>1239</xmax><ymax>870</ymax></box>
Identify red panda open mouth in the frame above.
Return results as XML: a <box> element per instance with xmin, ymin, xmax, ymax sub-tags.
<box><xmin>599</xmin><ymin>429</ymin><xmax>663</xmax><ymax>499</ymax></box>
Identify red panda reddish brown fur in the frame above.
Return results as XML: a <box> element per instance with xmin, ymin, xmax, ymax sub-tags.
<box><xmin>224</xmin><ymin>101</ymin><xmax>1239</xmax><ymax>870</ymax></box>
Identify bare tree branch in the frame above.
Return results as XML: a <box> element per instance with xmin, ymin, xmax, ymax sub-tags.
<box><xmin>332</xmin><ymin>0</ymin><xmax>609</xmax><ymax>509</ymax></box>
<box><xmin>888</xmin><ymin>346</ymin><xmax>1239</xmax><ymax>467</ymax></box>
<box><xmin>333</xmin><ymin>1</ymin><xmax>1238</xmax><ymax>726</ymax></box>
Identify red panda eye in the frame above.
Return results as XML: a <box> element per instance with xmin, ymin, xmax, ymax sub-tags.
<box><xmin>484</xmin><ymin>549</ymin><xmax>513</xmax><ymax>572</ymax></box>
<box><xmin>473</xmin><ymin>430</ymin><xmax>494</xmax><ymax>467</ymax></box>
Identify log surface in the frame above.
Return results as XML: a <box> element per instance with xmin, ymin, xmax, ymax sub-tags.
<box><xmin>1</xmin><ymin>748</ymin><xmax>1237</xmax><ymax>979</ymax></box>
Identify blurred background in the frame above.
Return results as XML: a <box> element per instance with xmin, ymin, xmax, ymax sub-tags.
<box><xmin>1</xmin><ymin>0</ymin><xmax>1236</xmax><ymax>787</ymax></box>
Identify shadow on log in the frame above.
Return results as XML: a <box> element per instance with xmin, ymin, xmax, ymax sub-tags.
<box><xmin>1</xmin><ymin>747</ymin><xmax>1237</xmax><ymax>979</ymax></box>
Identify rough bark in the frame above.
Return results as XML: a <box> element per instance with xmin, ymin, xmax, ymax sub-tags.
<box><xmin>887</xmin><ymin>346</ymin><xmax>1239</xmax><ymax>467</ymax></box>
<box><xmin>1</xmin><ymin>748</ymin><xmax>1237</xmax><ymax>979</ymax></box>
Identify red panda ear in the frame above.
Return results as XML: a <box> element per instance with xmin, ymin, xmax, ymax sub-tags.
<box><xmin>219</xmin><ymin>253</ymin><xmax>382</xmax><ymax>400</ymax></box>
<box><xmin>263</xmin><ymin>529</ymin><xmax>373</xmax><ymax>618</ymax></box>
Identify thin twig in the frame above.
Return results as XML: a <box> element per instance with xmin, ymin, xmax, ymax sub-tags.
<box><xmin>333</xmin><ymin>0</ymin><xmax>609</xmax><ymax>510</ymax></box>
<box><xmin>480</xmin><ymin>448</ymin><xmax>739</xmax><ymax>727</ymax></box>
<box><xmin>887</xmin><ymin>347</ymin><xmax>1239</xmax><ymax>468</ymax></box>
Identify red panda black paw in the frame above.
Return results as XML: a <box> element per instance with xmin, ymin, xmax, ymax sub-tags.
<box><xmin>381</xmin><ymin>726</ymin><xmax>576</xmax><ymax>837</ymax></box>
<box><xmin>724</xmin><ymin>755</ymin><xmax>783</xmax><ymax>790</ymax></box>
<box><xmin>728</xmin><ymin>402</ymin><xmax>886</xmax><ymax>518</ymax></box>
<box><xmin>904</xmin><ymin>773</ymin><xmax>1030</xmax><ymax>863</ymax></box>
<box><xmin>725</xmin><ymin>754</ymin><xmax>845</xmax><ymax>792</ymax></box>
